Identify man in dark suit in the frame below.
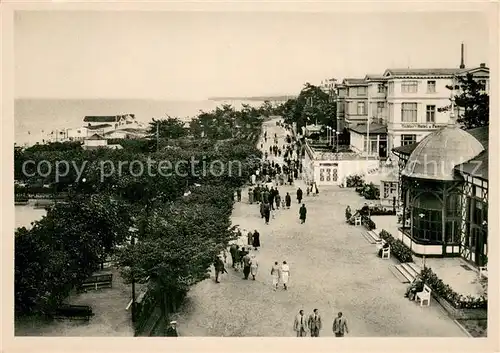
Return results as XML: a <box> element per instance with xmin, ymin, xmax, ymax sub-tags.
<box><xmin>308</xmin><ymin>308</ymin><xmax>322</xmax><ymax>337</ymax></box>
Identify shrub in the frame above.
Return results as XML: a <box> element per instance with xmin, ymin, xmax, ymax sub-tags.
<box><xmin>362</xmin><ymin>215</ymin><xmax>376</xmax><ymax>230</ymax></box>
<box><xmin>379</xmin><ymin>229</ymin><xmax>413</xmax><ymax>263</ymax></box>
<box><xmin>362</xmin><ymin>183</ymin><xmax>380</xmax><ymax>200</ymax></box>
<box><xmin>420</xmin><ymin>267</ymin><xmax>487</xmax><ymax>309</ymax></box>
<box><xmin>346</xmin><ymin>174</ymin><xmax>364</xmax><ymax>188</ymax></box>
<box><xmin>369</xmin><ymin>206</ymin><xmax>396</xmax><ymax>216</ymax></box>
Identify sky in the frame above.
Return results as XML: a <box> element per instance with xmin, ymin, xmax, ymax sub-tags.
<box><xmin>14</xmin><ymin>10</ymin><xmax>490</xmax><ymax>100</ymax></box>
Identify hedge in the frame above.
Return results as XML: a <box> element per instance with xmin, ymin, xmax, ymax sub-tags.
<box><xmin>420</xmin><ymin>267</ymin><xmax>487</xmax><ymax>310</ymax></box>
<box><xmin>379</xmin><ymin>229</ymin><xmax>413</xmax><ymax>263</ymax></box>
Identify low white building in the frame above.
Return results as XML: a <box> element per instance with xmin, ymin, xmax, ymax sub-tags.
<box><xmin>83</xmin><ymin>133</ymin><xmax>108</xmax><ymax>150</ymax></box>
<box><xmin>303</xmin><ymin>141</ymin><xmax>379</xmax><ymax>186</ymax></box>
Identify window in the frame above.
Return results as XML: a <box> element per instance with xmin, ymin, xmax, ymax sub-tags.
<box><xmin>427</xmin><ymin>80</ymin><xmax>436</xmax><ymax>93</ymax></box>
<box><xmin>478</xmin><ymin>80</ymin><xmax>488</xmax><ymax>92</ymax></box>
<box><xmin>377</xmin><ymin>102</ymin><xmax>385</xmax><ymax>117</ymax></box>
<box><xmin>388</xmin><ymin>103</ymin><xmax>394</xmax><ymax>122</ymax></box>
<box><xmin>357</xmin><ymin>86</ymin><xmax>367</xmax><ymax>96</ymax></box>
<box><xmin>383</xmin><ymin>182</ymin><xmax>397</xmax><ymax>199</ymax></box>
<box><xmin>357</xmin><ymin>101</ymin><xmax>366</xmax><ymax>115</ymax></box>
<box><xmin>378</xmin><ymin>84</ymin><xmax>386</xmax><ymax>93</ymax></box>
<box><xmin>388</xmin><ymin>82</ymin><xmax>394</xmax><ymax>94</ymax></box>
<box><xmin>401</xmin><ymin>134</ymin><xmax>416</xmax><ymax>146</ymax></box>
<box><xmin>401</xmin><ymin>80</ymin><xmax>418</xmax><ymax>93</ymax></box>
<box><xmin>364</xmin><ymin>135</ymin><xmax>378</xmax><ymax>153</ymax></box>
<box><xmin>426</xmin><ymin>105</ymin><xmax>436</xmax><ymax>122</ymax></box>
<box><xmin>401</xmin><ymin>102</ymin><xmax>417</xmax><ymax>122</ymax></box>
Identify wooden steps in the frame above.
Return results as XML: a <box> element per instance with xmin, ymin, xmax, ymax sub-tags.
<box><xmin>389</xmin><ymin>265</ymin><xmax>409</xmax><ymax>283</ymax></box>
<box><xmin>392</xmin><ymin>262</ymin><xmax>421</xmax><ymax>283</ymax></box>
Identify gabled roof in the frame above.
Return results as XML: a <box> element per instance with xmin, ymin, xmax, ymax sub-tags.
<box><xmin>88</xmin><ymin>123</ymin><xmax>112</xmax><ymax>130</ymax></box>
<box><xmin>83</xmin><ymin>116</ymin><xmax>119</xmax><ymax>123</ymax></box>
<box><xmin>349</xmin><ymin>123</ymin><xmax>387</xmax><ymax>134</ymax></box>
<box><xmin>383</xmin><ymin>68</ymin><xmax>463</xmax><ymax>77</ymax></box>
<box><xmin>342</xmin><ymin>78</ymin><xmax>367</xmax><ymax>86</ymax></box>
<box><xmin>86</xmin><ymin>133</ymin><xmax>106</xmax><ymax>140</ymax></box>
<box><xmin>364</xmin><ymin>74</ymin><xmax>387</xmax><ymax>82</ymax></box>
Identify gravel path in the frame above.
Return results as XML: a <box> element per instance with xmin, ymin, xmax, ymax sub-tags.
<box><xmin>171</xmin><ymin>119</ymin><xmax>466</xmax><ymax>337</ymax></box>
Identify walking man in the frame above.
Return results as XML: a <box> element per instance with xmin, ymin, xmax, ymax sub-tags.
<box><xmin>271</xmin><ymin>261</ymin><xmax>281</xmax><ymax>291</ymax></box>
<box><xmin>242</xmin><ymin>251</ymin><xmax>252</xmax><ymax>280</ymax></box>
<box><xmin>296</xmin><ymin>187</ymin><xmax>303</xmax><ymax>204</ymax></box>
<box><xmin>285</xmin><ymin>192</ymin><xmax>291</xmax><ymax>209</ymax></box>
<box><xmin>332</xmin><ymin>312</ymin><xmax>349</xmax><ymax>337</ymax></box>
<box><xmin>236</xmin><ymin>188</ymin><xmax>242</xmax><ymax>202</ymax></box>
<box><xmin>229</xmin><ymin>243</ymin><xmax>238</xmax><ymax>268</ymax></box>
<box><xmin>293</xmin><ymin>310</ymin><xmax>308</xmax><ymax>337</ymax></box>
<box><xmin>299</xmin><ymin>204</ymin><xmax>307</xmax><ymax>224</ymax></box>
<box><xmin>308</xmin><ymin>309</ymin><xmax>322</xmax><ymax>337</ymax></box>
<box><xmin>281</xmin><ymin>261</ymin><xmax>290</xmax><ymax>290</ymax></box>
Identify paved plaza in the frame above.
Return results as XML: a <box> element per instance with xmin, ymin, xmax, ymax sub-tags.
<box><xmin>170</xmin><ymin>120</ymin><xmax>466</xmax><ymax>337</ymax></box>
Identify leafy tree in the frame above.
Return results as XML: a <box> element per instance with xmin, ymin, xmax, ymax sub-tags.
<box><xmin>148</xmin><ymin>117</ymin><xmax>188</xmax><ymax>139</ymax></box>
<box><xmin>438</xmin><ymin>73</ymin><xmax>489</xmax><ymax>129</ymax></box>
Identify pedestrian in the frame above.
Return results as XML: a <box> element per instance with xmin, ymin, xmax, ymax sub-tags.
<box><xmin>252</xmin><ymin>229</ymin><xmax>260</xmax><ymax>250</ymax></box>
<box><xmin>275</xmin><ymin>192</ymin><xmax>281</xmax><ymax>210</ymax></box>
<box><xmin>263</xmin><ymin>203</ymin><xmax>271</xmax><ymax>224</ymax></box>
<box><xmin>242</xmin><ymin>252</ymin><xmax>252</xmax><ymax>280</ymax></box>
<box><xmin>299</xmin><ymin>204</ymin><xmax>307</xmax><ymax>224</ymax></box>
<box><xmin>239</xmin><ymin>247</ymin><xmax>248</xmax><ymax>270</ymax></box>
<box><xmin>313</xmin><ymin>182</ymin><xmax>319</xmax><ymax>196</ymax></box>
<box><xmin>296</xmin><ymin>187</ymin><xmax>303</xmax><ymax>204</ymax></box>
<box><xmin>285</xmin><ymin>192</ymin><xmax>291</xmax><ymax>209</ymax></box>
<box><xmin>233</xmin><ymin>245</ymin><xmax>241</xmax><ymax>271</ymax></box>
<box><xmin>345</xmin><ymin>205</ymin><xmax>352</xmax><ymax>221</ymax></box>
<box><xmin>293</xmin><ymin>310</ymin><xmax>308</xmax><ymax>337</ymax></box>
<box><xmin>281</xmin><ymin>261</ymin><xmax>290</xmax><ymax>290</ymax></box>
<box><xmin>260</xmin><ymin>201</ymin><xmax>265</xmax><ymax>218</ymax></box>
<box><xmin>251</xmin><ymin>173</ymin><xmax>256</xmax><ymax>185</ymax></box>
<box><xmin>248</xmin><ymin>188</ymin><xmax>254</xmax><ymax>204</ymax></box>
<box><xmin>332</xmin><ymin>312</ymin><xmax>349</xmax><ymax>337</ymax></box>
<box><xmin>166</xmin><ymin>321</ymin><xmax>179</xmax><ymax>337</ymax></box>
<box><xmin>247</xmin><ymin>231</ymin><xmax>254</xmax><ymax>246</ymax></box>
<box><xmin>213</xmin><ymin>255</ymin><xmax>227</xmax><ymax>283</ymax></box>
<box><xmin>308</xmin><ymin>309</ymin><xmax>322</xmax><ymax>337</ymax></box>
<box><xmin>229</xmin><ymin>243</ymin><xmax>238</xmax><ymax>268</ymax></box>
<box><xmin>271</xmin><ymin>261</ymin><xmax>280</xmax><ymax>291</ymax></box>
<box><xmin>250</xmin><ymin>254</ymin><xmax>259</xmax><ymax>280</ymax></box>
<box><xmin>236</xmin><ymin>188</ymin><xmax>242</xmax><ymax>202</ymax></box>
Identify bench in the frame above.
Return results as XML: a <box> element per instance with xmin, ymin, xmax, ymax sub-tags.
<box><xmin>416</xmin><ymin>284</ymin><xmax>431</xmax><ymax>306</ymax></box>
<box><xmin>478</xmin><ymin>266</ymin><xmax>488</xmax><ymax>279</ymax></box>
<box><xmin>78</xmin><ymin>273</ymin><xmax>113</xmax><ymax>292</ymax></box>
<box><xmin>381</xmin><ymin>246</ymin><xmax>391</xmax><ymax>260</ymax></box>
<box><xmin>49</xmin><ymin>304</ymin><xmax>94</xmax><ymax>321</ymax></box>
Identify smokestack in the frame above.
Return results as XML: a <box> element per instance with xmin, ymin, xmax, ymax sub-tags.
<box><xmin>460</xmin><ymin>43</ymin><xmax>465</xmax><ymax>69</ymax></box>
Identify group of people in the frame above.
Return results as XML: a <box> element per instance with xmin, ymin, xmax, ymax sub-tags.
<box><xmin>271</xmin><ymin>260</ymin><xmax>291</xmax><ymax>290</ymax></box>
<box><xmin>293</xmin><ymin>310</ymin><xmax>349</xmax><ymax>337</ymax></box>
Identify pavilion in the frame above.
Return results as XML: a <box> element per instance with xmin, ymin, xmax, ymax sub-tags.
<box><xmin>392</xmin><ymin>118</ymin><xmax>488</xmax><ymax>267</ymax></box>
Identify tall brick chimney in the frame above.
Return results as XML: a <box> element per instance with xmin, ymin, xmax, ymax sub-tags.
<box><xmin>460</xmin><ymin>43</ymin><xmax>465</xmax><ymax>69</ymax></box>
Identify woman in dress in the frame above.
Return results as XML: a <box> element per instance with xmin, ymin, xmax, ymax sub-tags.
<box><xmin>250</xmin><ymin>254</ymin><xmax>259</xmax><ymax>280</ymax></box>
<box><xmin>281</xmin><ymin>261</ymin><xmax>290</xmax><ymax>290</ymax></box>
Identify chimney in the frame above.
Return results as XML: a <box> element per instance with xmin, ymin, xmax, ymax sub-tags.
<box><xmin>480</xmin><ymin>63</ymin><xmax>486</xmax><ymax>68</ymax></box>
<box><xmin>459</xmin><ymin>43</ymin><xmax>465</xmax><ymax>69</ymax></box>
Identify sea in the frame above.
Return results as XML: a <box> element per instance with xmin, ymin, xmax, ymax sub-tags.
<box><xmin>14</xmin><ymin>98</ymin><xmax>265</xmax><ymax>146</ymax></box>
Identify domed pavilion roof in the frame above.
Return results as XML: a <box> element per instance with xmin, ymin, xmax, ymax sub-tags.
<box><xmin>402</xmin><ymin>125</ymin><xmax>484</xmax><ymax>181</ymax></box>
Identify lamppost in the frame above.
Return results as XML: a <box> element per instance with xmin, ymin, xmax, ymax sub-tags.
<box><xmin>128</xmin><ymin>225</ymin><xmax>139</xmax><ymax>322</ymax></box>
<box><xmin>336</xmin><ymin>131</ymin><xmax>340</xmax><ymax>152</ymax></box>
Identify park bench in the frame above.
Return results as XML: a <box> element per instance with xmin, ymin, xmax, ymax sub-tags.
<box><xmin>381</xmin><ymin>246</ymin><xmax>391</xmax><ymax>260</ymax></box>
<box><xmin>78</xmin><ymin>273</ymin><xmax>113</xmax><ymax>292</ymax></box>
<box><xmin>478</xmin><ymin>266</ymin><xmax>488</xmax><ymax>279</ymax></box>
<box><xmin>416</xmin><ymin>284</ymin><xmax>431</xmax><ymax>306</ymax></box>
<box><xmin>49</xmin><ymin>304</ymin><xmax>94</xmax><ymax>321</ymax></box>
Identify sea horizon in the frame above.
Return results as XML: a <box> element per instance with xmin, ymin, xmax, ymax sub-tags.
<box><xmin>14</xmin><ymin>98</ymin><xmax>266</xmax><ymax>146</ymax></box>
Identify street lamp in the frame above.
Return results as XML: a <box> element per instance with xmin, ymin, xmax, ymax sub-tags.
<box><xmin>128</xmin><ymin>225</ymin><xmax>139</xmax><ymax>322</ymax></box>
<box><xmin>336</xmin><ymin>131</ymin><xmax>340</xmax><ymax>152</ymax></box>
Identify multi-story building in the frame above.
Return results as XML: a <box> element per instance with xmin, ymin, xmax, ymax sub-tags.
<box><xmin>342</xmin><ymin>78</ymin><xmax>368</xmax><ymax>128</ymax></box>
<box><xmin>385</xmin><ymin>64</ymin><xmax>489</xmax><ymax>156</ymax></box>
<box><xmin>335</xmin><ymin>63</ymin><xmax>489</xmax><ymax>161</ymax></box>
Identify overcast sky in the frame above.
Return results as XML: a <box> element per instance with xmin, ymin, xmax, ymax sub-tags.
<box><xmin>15</xmin><ymin>11</ymin><xmax>489</xmax><ymax>100</ymax></box>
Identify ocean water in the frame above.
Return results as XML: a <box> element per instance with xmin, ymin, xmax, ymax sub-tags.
<box><xmin>14</xmin><ymin>98</ymin><xmax>264</xmax><ymax>146</ymax></box>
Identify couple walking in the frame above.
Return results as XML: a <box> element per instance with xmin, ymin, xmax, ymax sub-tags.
<box><xmin>293</xmin><ymin>310</ymin><xmax>349</xmax><ymax>337</ymax></box>
<box><xmin>271</xmin><ymin>261</ymin><xmax>290</xmax><ymax>290</ymax></box>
